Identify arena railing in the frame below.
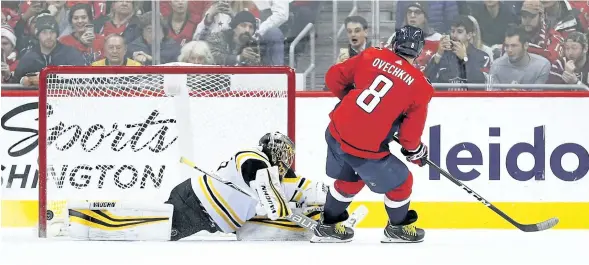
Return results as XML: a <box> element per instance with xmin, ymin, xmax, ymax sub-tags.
<box><xmin>3</xmin><ymin>83</ymin><xmax>588</xmax><ymax>92</ymax></box>
<box><xmin>289</xmin><ymin>23</ymin><xmax>316</xmax><ymax>90</ymax></box>
<box><xmin>433</xmin><ymin>83</ymin><xmax>589</xmax><ymax>91</ymax></box>
<box><xmin>333</xmin><ymin>0</ymin><xmax>358</xmax><ymax>62</ymax></box>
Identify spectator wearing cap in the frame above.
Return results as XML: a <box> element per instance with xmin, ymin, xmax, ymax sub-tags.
<box><xmin>337</xmin><ymin>16</ymin><xmax>370</xmax><ymax>63</ymax></box>
<box><xmin>548</xmin><ymin>31</ymin><xmax>589</xmax><ymax>86</ymax></box>
<box><xmin>386</xmin><ymin>2</ymin><xmax>442</xmax><ymax>72</ymax></box>
<box><xmin>425</xmin><ymin>15</ymin><xmax>489</xmax><ymax>88</ymax></box>
<box><xmin>469</xmin><ymin>0</ymin><xmax>518</xmax><ymax>47</ymax></box>
<box><xmin>13</xmin><ymin>13</ymin><xmax>86</xmax><ymax>86</ymax></box>
<box><xmin>92</xmin><ymin>34</ymin><xmax>140</xmax><ymax>66</ymax></box>
<box><xmin>518</xmin><ymin>0</ymin><xmax>564</xmax><ymax>64</ymax></box>
<box><xmin>93</xmin><ymin>0</ymin><xmax>141</xmax><ymax>44</ymax></box>
<box><xmin>59</xmin><ymin>3</ymin><xmax>105</xmax><ymax>65</ymax></box>
<box><xmin>126</xmin><ymin>11</ymin><xmax>181</xmax><ymax>65</ymax></box>
<box><xmin>13</xmin><ymin>3</ymin><xmax>48</xmax><ymax>58</ymax></box>
<box><xmin>1</xmin><ymin>23</ymin><xmax>19</xmax><ymax>83</ymax></box>
<box><xmin>206</xmin><ymin>10</ymin><xmax>261</xmax><ymax>66</ymax></box>
<box><xmin>395</xmin><ymin>1</ymin><xmax>459</xmax><ymax>33</ymax></box>
<box><xmin>489</xmin><ymin>25</ymin><xmax>550</xmax><ymax>87</ymax></box>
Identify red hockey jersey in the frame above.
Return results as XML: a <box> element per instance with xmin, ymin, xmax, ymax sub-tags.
<box><xmin>326</xmin><ymin>47</ymin><xmax>434</xmax><ymax>159</ymax></box>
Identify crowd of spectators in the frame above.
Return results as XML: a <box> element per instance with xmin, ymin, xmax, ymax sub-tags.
<box><xmin>2</xmin><ymin>0</ymin><xmax>589</xmax><ymax>91</ymax></box>
<box><xmin>1</xmin><ymin>0</ymin><xmax>319</xmax><ymax>86</ymax></box>
<box><xmin>338</xmin><ymin>0</ymin><xmax>589</xmax><ymax>90</ymax></box>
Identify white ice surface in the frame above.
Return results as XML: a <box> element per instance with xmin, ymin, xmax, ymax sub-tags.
<box><xmin>1</xmin><ymin>228</ymin><xmax>586</xmax><ymax>265</ymax></box>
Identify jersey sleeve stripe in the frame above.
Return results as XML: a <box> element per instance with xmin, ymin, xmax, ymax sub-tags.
<box><xmin>207</xmin><ymin>178</ymin><xmax>245</xmax><ymax>224</ymax></box>
<box><xmin>203</xmin><ymin>177</ymin><xmax>243</xmax><ymax>228</ymax></box>
<box><xmin>284</xmin><ymin>175</ymin><xmax>303</xmax><ymax>201</ymax></box>
<box><xmin>282</xmin><ymin>175</ymin><xmax>301</xmax><ymax>183</ymax></box>
<box><xmin>294</xmin><ymin>178</ymin><xmax>311</xmax><ymax>202</ymax></box>
<box><xmin>197</xmin><ymin>177</ymin><xmax>239</xmax><ymax>231</ymax></box>
<box><xmin>235</xmin><ymin>151</ymin><xmax>271</xmax><ymax>173</ymax></box>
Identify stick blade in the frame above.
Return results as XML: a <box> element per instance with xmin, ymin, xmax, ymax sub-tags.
<box><xmin>518</xmin><ymin>217</ymin><xmax>559</xmax><ymax>232</ymax></box>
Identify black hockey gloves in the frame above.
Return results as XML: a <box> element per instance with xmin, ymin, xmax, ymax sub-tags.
<box><xmin>401</xmin><ymin>143</ymin><xmax>428</xmax><ymax>167</ymax></box>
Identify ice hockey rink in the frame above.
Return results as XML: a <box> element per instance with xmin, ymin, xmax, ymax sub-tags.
<box><xmin>1</xmin><ymin>228</ymin><xmax>587</xmax><ymax>265</ymax></box>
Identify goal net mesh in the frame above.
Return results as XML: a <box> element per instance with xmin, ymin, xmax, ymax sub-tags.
<box><xmin>40</xmin><ymin>67</ymin><xmax>293</xmax><ymax>237</ymax></box>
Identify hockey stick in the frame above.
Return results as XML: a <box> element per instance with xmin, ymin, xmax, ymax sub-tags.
<box><xmin>392</xmin><ymin>136</ymin><xmax>558</xmax><ymax>232</ymax></box>
<box><xmin>179</xmin><ymin>156</ymin><xmax>319</xmax><ymax>231</ymax></box>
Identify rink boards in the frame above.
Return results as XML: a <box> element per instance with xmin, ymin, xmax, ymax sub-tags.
<box><xmin>1</xmin><ymin>91</ymin><xmax>588</xmax><ymax>229</ymax></box>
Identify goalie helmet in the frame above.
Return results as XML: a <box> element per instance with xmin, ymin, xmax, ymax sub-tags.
<box><xmin>259</xmin><ymin>132</ymin><xmax>295</xmax><ymax>176</ymax></box>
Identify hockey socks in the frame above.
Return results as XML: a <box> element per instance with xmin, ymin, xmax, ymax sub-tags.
<box><xmin>323</xmin><ymin>179</ymin><xmax>365</xmax><ymax>224</ymax></box>
<box><xmin>384</xmin><ymin>172</ymin><xmax>413</xmax><ymax>225</ymax></box>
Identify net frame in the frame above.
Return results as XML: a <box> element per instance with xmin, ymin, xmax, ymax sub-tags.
<box><xmin>37</xmin><ymin>65</ymin><xmax>296</xmax><ymax>238</ymax></box>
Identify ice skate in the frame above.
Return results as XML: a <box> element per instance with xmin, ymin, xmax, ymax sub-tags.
<box><xmin>310</xmin><ymin>212</ymin><xmax>354</xmax><ymax>243</ymax></box>
<box><xmin>381</xmin><ymin>210</ymin><xmax>425</xmax><ymax>243</ymax></box>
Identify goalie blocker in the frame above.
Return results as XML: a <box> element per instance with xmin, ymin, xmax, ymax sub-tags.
<box><xmin>66</xmin><ymin>132</ymin><xmax>356</xmax><ymax>241</ymax></box>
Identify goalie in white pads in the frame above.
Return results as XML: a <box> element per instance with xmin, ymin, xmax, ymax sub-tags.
<box><xmin>66</xmin><ymin>132</ymin><xmax>329</xmax><ymax>241</ymax></box>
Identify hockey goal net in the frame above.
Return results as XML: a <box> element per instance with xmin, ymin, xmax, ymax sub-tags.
<box><xmin>38</xmin><ymin>66</ymin><xmax>296</xmax><ymax>238</ymax></box>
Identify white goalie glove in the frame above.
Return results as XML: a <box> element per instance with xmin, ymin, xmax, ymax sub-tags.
<box><xmin>251</xmin><ymin>166</ymin><xmax>292</xmax><ymax>220</ymax></box>
<box><xmin>300</xmin><ymin>181</ymin><xmax>329</xmax><ymax>207</ymax></box>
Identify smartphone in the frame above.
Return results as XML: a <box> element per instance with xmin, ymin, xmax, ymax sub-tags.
<box><xmin>84</xmin><ymin>24</ymin><xmax>94</xmax><ymax>34</ymax></box>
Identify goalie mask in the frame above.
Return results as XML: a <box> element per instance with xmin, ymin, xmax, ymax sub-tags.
<box><xmin>259</xmin><ymin>132</ymin><xmax>295</xmax><ymax>177</ymax></box>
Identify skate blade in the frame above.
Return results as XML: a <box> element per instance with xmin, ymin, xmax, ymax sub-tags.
<box><xmin>310</xmin><ymin>235</ymin><xmax>352</xmax><ymax>243</ymax></box>
<box><xmin>380</xmin><ymin>236</ymin><xmax>424</xmax><ymax>243</ymax></box>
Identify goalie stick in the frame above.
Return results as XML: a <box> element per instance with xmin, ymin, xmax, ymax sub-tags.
<box><xmin>392</xmin><ymin>135</ymin><xmax>558</xmax><ymax>232</ymax></box>
<box><xmin>179</xmin><ymin>156</ymin><xmax>319</xmax><ymax>231</ymax></box>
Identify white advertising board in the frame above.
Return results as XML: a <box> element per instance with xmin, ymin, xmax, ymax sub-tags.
<box><xmin>2</xmin><ymin>96</ymin><xmax>587</xmax><ymax>203</ymax></box>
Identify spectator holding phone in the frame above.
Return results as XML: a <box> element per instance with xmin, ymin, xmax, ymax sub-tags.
<box><xmin>14</xmin><ymin>13</ymin><xmax>86</xmax><ymax>86</ymax></box>
<box><xmin>425</xmin><ymin>15</ymin><xmax>489</xmax><ymax>87</ymax></box>
<box><xmin>59</xmin><ymin>3</ymin><xmax>105</xmax><ymax>65</ymax></box>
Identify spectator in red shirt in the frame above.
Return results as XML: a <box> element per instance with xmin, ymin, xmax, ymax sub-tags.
<box><xmin>59</xmin><ymin>3</ymin><xmax>105</xmax><ymax>65</ymax></box>
<box><xmin>2</xmin><ymin>4</ymin><xmax>21</xmax><ymax>29</ymax></box>
<box><xmin>519</xmin><ymin>0</ymin><xmax>564</xmax><ymax>63</ymax></box>
<box><xmin>93</xmin><ymin>0</ymin><xmax>141</xmax><ymax>43</ymax></box>
<box><xmin>543</xmin><ymin>0</ymin><xmax>587</xmax><ymax>37</ymax></box>
<box><xmin>568</xmin><ymin>0</ymin><xmax>589</xmax><ymax>33</ymax></box>
<box><xmin>166</xmin><ymin>0</ymin><xmax>199</xmax><ymax>46</ymax></box>
<box><xmin>390</xmin><ymin>2</ymin><xmax>442</xmax><ymax>72</ymax></box>
<box><xmin>160</xmin><ymin>0</ymin><xmax>210</xmax><ymax>24</ymax></box>
<box><xmin>549</xmin><ymin>31</ymin><xmax>589</xmax><ymax>86</ymax></box>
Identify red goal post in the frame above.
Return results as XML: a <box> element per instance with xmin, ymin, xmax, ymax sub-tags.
<box><xmin>37</xmin><ymin>65</ymin><xmax>296</xmax><ymax>237</ymax></box>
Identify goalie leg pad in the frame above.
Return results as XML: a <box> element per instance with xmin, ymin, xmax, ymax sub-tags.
<box><xmin>67</xmin><ymin>201</ymin><xmax>173</xmax><ymax>241</ymax></box>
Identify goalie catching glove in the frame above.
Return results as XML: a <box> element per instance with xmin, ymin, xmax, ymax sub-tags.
<box><xmin>251</xmin><ymin>166</ymin><xmax>292</xmax><ymax>220</ymax></box>
<box><xmin>299</xmin><ymin>180</ymin><xmax>328</xmax><ymax>207</ymax></box>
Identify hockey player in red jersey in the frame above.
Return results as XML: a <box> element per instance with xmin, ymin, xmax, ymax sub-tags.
<box><xmin>311</xmin><ymin>25</ymin><xmax>433</xmax><ymax>243</ymax></box>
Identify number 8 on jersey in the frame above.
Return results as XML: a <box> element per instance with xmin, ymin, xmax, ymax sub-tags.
<box><xmin>356</xmin><ymin>75</ymin><xmax>394</xmax><ymax>113</ymax></box>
